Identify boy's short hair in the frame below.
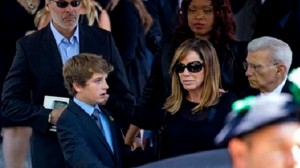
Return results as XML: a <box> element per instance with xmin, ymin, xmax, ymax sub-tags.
<box><xmin>63</xmin><ymin>53</ymin><xmax>114</xmax><ymax>96</ymax></box>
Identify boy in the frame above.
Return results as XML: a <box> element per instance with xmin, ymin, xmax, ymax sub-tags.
<box><xmin>57</xmin><ymin>53</ymin><xmax>124</xmax><ymax>168</ymax></box>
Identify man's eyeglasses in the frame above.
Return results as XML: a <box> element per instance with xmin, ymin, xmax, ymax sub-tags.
<box><xmin>50</xmin><ymin>0</ymin><xmax>81</xmax><ymax>8</ymax></box>
<box><xmin>243</xmin><ymin>62</ymin><xmax>278</xmax><ymax>73</ymax></box>
<box><xmin>174</xmin><ymin>61</ymin><xmax>204</xmax><ymax>73</ymax></box>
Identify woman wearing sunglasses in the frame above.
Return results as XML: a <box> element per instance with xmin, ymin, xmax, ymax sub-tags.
<box><xmin>162</xmin><ymin>38</ymin><xmax>236</xmax><ymax>158</ymax></box>
<box><xmin>126</xmin><ymin>38</ymin><xmax>236</xmax><ymax>159</ymax></box>
<box><xmin>125</xmin><ymin>0</ymin><xmax>247</xmax><ymax>159</ymax></box>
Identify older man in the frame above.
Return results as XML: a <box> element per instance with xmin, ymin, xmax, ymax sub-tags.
<box><xmin>215</xmin><ymin>93</ymin><xmax>300</xmax><ymax>168</ymax></box>
<box><xmin>244</xmin><ymin>36</ymin><xmax>292</xmax><ymax>95</ymax></box>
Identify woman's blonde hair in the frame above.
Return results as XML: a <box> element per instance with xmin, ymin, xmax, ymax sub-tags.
<box><xmin>34</xmin><ymin>8</ymin><xmax>51</xmax><ymax>30</ymax></box>
<box><xmin>163</xmin><ymin>38</ymin><xmax>223</xmax><ymax>114</ymax></box>
<box><xmin>81</xmin><ymin>0</ymin><xmax>103</xmax><ymax>26</ymax></box>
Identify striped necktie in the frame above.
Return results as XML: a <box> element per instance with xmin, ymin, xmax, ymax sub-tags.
<box><xmin>91</xmin><ymin>108</ymin><xmax>114</xmax><ymax>152</ymax></box>
<box><xmin>92</xmin><ymin>109</ymin><xmax>105</xmax><ymax>135</ymax></box>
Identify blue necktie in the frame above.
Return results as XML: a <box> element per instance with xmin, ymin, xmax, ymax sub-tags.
<box><xmin>92</xmin><ymin>108</ymin><xmax>114</xmax><ymax>152</ymax></box>
<box><xmin>92</xmin><ymin>109</ymin><xmax>105</xmax><ymax>135</ymax></box>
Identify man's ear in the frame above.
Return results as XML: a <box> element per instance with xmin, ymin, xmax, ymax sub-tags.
<box><xmin>277</xmin><ymin>63</ymin><xmax>287</xmax><ymax>78</ymax></box>
<box><xmin>228</xmin><ymin>138</ymin><xmax>249</xmax><ymax>168</ymax></box>
<box><xmin>45</xmin><ymin>0</ymin><xmax>51</xmax><ymax>11</ymax></box>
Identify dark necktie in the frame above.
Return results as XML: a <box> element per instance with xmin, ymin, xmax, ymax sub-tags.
<box><xmin>91</xmin><ymin>108</ymin><xmax>114</xmax><ymax>152</ymax></box>
<box><xmin>92</xmin><ymin>109</ymin><xmax>105</xmax><ymax>135</ymax></box>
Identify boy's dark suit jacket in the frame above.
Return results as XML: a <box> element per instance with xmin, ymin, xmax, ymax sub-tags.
<box><xmin>57</xmin><ymin>100</ymin><xmax>124</xmax><ymax>168</ymax></box>
<box><xmin>1</xmin><ymin>24</ymin><xmax>133</xmax><ymax>168</ymax></box>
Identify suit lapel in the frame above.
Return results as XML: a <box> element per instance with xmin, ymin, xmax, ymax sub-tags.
<box><xmin>78</xmin><ymin>25</ymin><xmax>90</xmax><ymax>53</ymax></box>
<box><xmin>41</xmin><ymin>26</ymin><xmax>63</xmax><ymax>77</ymax></box>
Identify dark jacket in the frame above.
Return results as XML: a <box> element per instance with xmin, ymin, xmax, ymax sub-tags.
<box><xmin>132</xmin><ymin>92</ymin><xmax>236</xmax><ymax>159</ymax></box>
<box><xmin>57</xmin><ymin>100</ymin><xmax>124</xmax><ymax>168</ymax></box>
<box><xmin>144</xmin><ymin>0</ymin><xmax>179</xmax><ymax>54</ymax></box>
<box><xmin>110</xmin><ymin>0</ymin><xmax>151</xmax><ymax>100</ymax></box>
<box><xmin>253</xmin><ymin>0</ymin><xmax>300</xmax><ymax>69</ymax></box>
<box><xmin>0</xmin><ymin>0</ymin><xmax>45</xmax><ymax>127</ymax></box>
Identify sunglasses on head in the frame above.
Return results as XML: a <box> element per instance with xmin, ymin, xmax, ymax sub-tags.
<box><xmin>174</xmin><ymin>61</ymin><xmax>204</xmax><ymax>73</ymax></box>
<box><xmin>50</xmin><ymin>0</ymin><xmax>81</xmax><ymax>8</ymax></box>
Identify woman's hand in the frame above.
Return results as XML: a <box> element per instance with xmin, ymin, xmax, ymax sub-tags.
<box><xmin>124</xmin><ymin>124</ymin><xmax>144</xmax><ymax>151</ymax></box>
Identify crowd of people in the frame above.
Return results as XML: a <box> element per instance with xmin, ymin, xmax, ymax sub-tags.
<box><xmin>0</xmin><ymin>0</ymin><xmax>300</xmax><ymax>167</ymax></box>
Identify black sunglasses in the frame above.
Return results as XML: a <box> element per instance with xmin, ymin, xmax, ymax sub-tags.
<box><xmin>174</xmin><ymin>61</ymin><xmax>204</xmax><ymax>73</ymax></box>
<box><xmin>50</xmin><ymin>0</ymin><xmax>81</xmax><ymax>8</ymax></box>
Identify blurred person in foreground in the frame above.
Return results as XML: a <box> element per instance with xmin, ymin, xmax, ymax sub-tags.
<box><xmin>215</xmin><ymin>93</ymin><xmax>300</xmax><ymax>168</ymax></box>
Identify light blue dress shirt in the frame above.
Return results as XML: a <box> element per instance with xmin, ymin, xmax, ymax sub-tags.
<box><xmin>73</xmin><ymin>98</ymin><xmax>114</xmax><ymax>153</ymax></box>
<box><xmin>50</xmin><ymin>22</ymin><xmax>80</xmax><ymax>64</ymax></box>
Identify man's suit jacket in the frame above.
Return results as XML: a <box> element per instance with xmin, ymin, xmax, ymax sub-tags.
<box><xmin>57</xmin><ymin>100</ymin><xmax>124</xmax><ymax>168</ymax></box>
<box><xmin>1</xmin><ymin>24</ymin><xmax>133</xmax><ymax>168</ymax></box>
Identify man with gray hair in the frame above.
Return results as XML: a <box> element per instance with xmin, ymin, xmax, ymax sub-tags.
<box><xmin>243</xmin><ymin>36</ymin><xmax>292</xmax><ymax>95</ymax></box>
